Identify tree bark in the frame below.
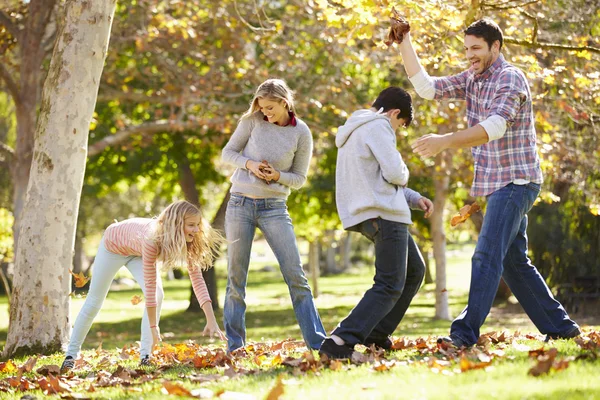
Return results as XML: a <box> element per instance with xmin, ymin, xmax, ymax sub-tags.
<box><xmin>10</xmin><ymin>0</ymin><xmax>57</xmax><ymax>257</ymax></box>
<box><xmin>309</xmin><ymin>240</ymin><xmax>319</xmax><ymax>298</ymax></box>
<box><xmin>432</xmin><ymin>152</ymin><xmax>451</xmax><ymax>320</ymax></box>
<box><xmin>187</xmin><ymin>187</ymin><xmax>231</xmax><ymax>312</ymax></box>
<box><xmin>3</xmin><ymin>0</ymin><xmax>116</xmax><ymax>358</ymax></box>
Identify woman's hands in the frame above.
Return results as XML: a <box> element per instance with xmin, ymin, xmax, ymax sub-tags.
<box><xmin>246</xmin><ymin>160</ymin><xmax>280</xmax><ymax>184</ymax></box>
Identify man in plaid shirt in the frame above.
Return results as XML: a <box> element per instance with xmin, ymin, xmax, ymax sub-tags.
<box><xmin>397</xmin><ymin>18</ymin><xmax>580</xmax><ymax>347</ymax></box>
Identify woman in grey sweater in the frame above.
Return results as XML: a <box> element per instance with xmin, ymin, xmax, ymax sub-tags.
<box><xmin>221</xmin><ymin>79</ymin><xmax>326</xmax><ymax>352</ymax></box>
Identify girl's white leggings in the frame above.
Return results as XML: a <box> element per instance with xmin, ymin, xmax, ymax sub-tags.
<box><xmin>66</xmin><ymin>237</ymin><xmax>163</xmax><ymax>358</ymax></box>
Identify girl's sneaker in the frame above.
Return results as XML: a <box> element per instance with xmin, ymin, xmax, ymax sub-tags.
<box><xmin>140</xmin><ymin>355</ymin><xmax>152</xmax><ymax>366</ymax></box>
<box><xmin>60</xmin><ymin>356</ymin><xmax>75</xmax><ymax>374</ymax></box>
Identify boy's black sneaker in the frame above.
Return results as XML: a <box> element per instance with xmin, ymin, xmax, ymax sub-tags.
<box><xmin>544</xmin><ymin>326</ymin><xmax>581</xmax><ymax>342</ymax></box>
<box><xmin>60</xmin><ymin>356</ymin><xmax>75</xmax><ymax>374</ymax></box>
<box><xmin>364</xmin><ymin>336</ymin><xmax>393</xmax><ymax>351</ymax></box>
<box><xmin>319</xmin><ymin>338</ymin><xmax>354</xmax><ymax>360</ymax></box>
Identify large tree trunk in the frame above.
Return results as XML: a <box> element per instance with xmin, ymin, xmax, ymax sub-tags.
<box><xmin>3</xmin><ymin>0</ymin><xmax>116</xmax><ymax>358</ymax></box>
<box><xmin>11</xmin><ymin>1</ymin><xmax>57</xmax><ymax>254</ymax></box>
<box><xmin>187</xmin><ymin>187</ymin><xmax>231</xmax><ymax>312</ymax></box>
<box><xmin>432</xmin><ymin>152</ymin><xmax>451</xmax><ymax>320</ymax></box>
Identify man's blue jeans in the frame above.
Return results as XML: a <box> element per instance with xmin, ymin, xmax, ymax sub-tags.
<box><xmin>332</xmin><ymin>218</ymin><xmax>425</xmax><ymax>345</ymax></box>
<box><xmin>223</xmin><ymin>194</ymin><xmax>326</xmax><ymax>352</ymax></box>
<box><xmin>450</xmin><ymin>183</ymin><xmax>579</xmax><ymax>346</ymax></box>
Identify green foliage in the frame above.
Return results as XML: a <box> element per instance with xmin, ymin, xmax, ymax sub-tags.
<box><xmin>0</xmin><ymin>208</ymin><xmax>13</xmax><ymax>263</ymax></box>
<box><xmin>529</xmin><ymin>199</ymin><xmax>600</xmax><ymax>287</ymax></box>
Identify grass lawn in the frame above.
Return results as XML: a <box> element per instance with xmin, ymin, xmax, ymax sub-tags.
<box><xmin>0</xmin><ymin>242</ymin><xmax>599</xmax><ymax>399</ymax></box>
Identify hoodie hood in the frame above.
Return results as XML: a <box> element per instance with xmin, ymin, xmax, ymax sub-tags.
<box><xmin>335</xmin><ymin>109</ymin><xmax>391</xmax><ymax>148</ymax></box>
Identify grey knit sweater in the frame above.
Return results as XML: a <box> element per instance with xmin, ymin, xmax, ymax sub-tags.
<box><xmin>221</xmin><ymin>112</ymin><xmax>313</xmax><ymax>199</ymax></box>
<box><xmin>335</xmin><ymin>109</ymin><xmax>423</xmax><ymax>229</ymax></box>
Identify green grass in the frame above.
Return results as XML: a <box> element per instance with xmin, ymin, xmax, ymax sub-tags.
<box><xmin>0</xmin><ymin>243</ymin><xmax>599</xmax><ymax>399</ymax></box>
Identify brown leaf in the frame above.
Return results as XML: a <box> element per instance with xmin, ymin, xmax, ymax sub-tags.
<box><xmin>384</xmin><ymin>7</ymin><xmax>411</xmax><ymax>46</ymax></box>
<box><xmin>19</xmin><ymin>356</ymin><xmax>38</xmax><ymax>373</ymax></box>
<box><xmin>162</xmin><ymin>380</ymin><xmax>193</xmax><ymax>396</ymax></box>
<box><xmin>37</xmin><ymin>364</ymin><xmax>61</xmax><ymax>376</ymax></box>
<box><xmin>69</xmin><ymin>269</ymin><xmax>91</xmax><ymax>288</ymax></box>
<box><xmin>528</xmin><ymin>347</ymin><xmax>558</xmax><ymax>376</ymax></box>
<box><xmin>451</xmin><ymin>202</ymin><xmax>481</xmax><ymax>227</ymax></box>
<box><xmin>265</xmin><ymin>376</ymin><xmax>285</xmax><ymax>400</ymax></box>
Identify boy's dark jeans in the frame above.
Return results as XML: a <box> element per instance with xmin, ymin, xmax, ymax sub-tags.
<box><xmin>332</xmin><ymin>218</ymin><xmax>425</xmax><ymax>345</ymax></box>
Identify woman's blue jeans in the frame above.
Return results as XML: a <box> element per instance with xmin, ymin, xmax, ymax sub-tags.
<box><xmin>223</xmin><ymin>193</ymin><xmax>326</xmax><ymax>352</ymax></box>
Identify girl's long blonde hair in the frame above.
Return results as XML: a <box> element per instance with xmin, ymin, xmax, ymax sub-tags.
<box><xmin>152</xmin><ymin>201</ymin><xmax>222</xmax><ymax>271</ymax></box>
<box><xmin>241</xmin><ymin>78</ymin><xmax>296</xmax><ymax>119</ymax></box>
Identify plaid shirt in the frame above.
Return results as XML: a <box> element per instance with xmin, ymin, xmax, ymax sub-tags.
<box><xmin>433</xmin><ymin>54</ymin><xmax>543</xmax><ymax>197</ymax></box>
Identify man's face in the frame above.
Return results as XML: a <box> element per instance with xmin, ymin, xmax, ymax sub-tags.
<box><xmin>464</xmin><ymin>35</ymin><xmax>499</xmax><ymax>75</ymax></box>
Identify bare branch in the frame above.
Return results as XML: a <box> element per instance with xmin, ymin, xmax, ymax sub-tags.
<box><xmin>0</xmin><ymin>62</ymin><xmax>20</xmax><ymax>103</ymax></box>
<box><xmin>505</xmin><ymin>37</ymin><xmax>600</xmax><ymax>55</ymax></box>
<box><xmin>97</xmin><ymin>89</ymin><xmax>249</xmax><ymax>104</ymax></box>
<box><xmin>519</xmin><ymin>8</ymin><xmax>538</xmax><ymax>43</ymax></box>
<box><xmin>0</xmin><ymin>10</ymin><xmax>22</xmax><ymax>41</ymax></box>
<box><xmin>87</xmin><ymin>118</ymin><xmax>223</xmax><ymax>157</ymax></box>
<box><xmin>481</xmin><ymin>0</ymin><xmax>541</xmax><ymax>10</ymax></box>
<box><xmin>233</xmin><ymin>0</ymin><xmax>275</xmax><ymax>32</ymax></box>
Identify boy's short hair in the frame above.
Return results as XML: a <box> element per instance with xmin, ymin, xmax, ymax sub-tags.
<box><xmin>372</xmin><ymin>87</ymin><xmax>413</xmax><ymax>126</ymax></box>
<box><xmin>464</xmin><ymin>18</ymin><xmax>503</xmax><ymax>50</ymax></box>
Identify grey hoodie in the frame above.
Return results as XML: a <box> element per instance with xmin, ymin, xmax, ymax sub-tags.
<box><xmin>335</xmin><ymin>109</ymin><xmax>422</xmax><ymax>229</ymax></box>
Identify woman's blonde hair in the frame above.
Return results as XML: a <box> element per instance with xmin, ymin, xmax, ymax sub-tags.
<box><xmin>152</xmin><ymin>200</ymin><xmax>223</xmax><ymax>271</ymax></box>
<box><xmin>241</xmin><ymin>78</ymin><xmax>296</xmax><ymax>119</ymax></box>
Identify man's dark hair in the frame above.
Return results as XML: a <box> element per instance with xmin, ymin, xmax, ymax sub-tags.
<box><xmin>372</xmin><ymin>87</ymin><xmax>413</xmax><ymax>126</ymax></box>
<box><xmin>464</xmin><ymin>18</ymin><xmax>503</xmax><ymax>50</ymax></box>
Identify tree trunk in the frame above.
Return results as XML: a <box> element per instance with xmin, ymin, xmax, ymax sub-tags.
<box><xmin>309</xmin><ymin>241</ymin><xmax>319</xmax><ymax>298</ymax></box>
<box><xmin>432</xmin><ymin>152</ymin><xmax>451</xmax><ymax>320</ymax></box>
<box><xmin>339</xmin><ymin>232</ymin><xmax>351</xmax><ymax>272</ymax></box>
<box><xmin>11</xmin><ymin>1</ymin><xmax>57</xmax><ymax>255</ymax></box>
<box><xmin>3</xmin><ymin>0</ymin><xmax>116</xmax><ymax>358</ymax></box>
<box><xmin>187</xmin><ymin>188</ymin><xmax>231</xmax><ymax>312</ymax></box>
<box><xmin>325</xmin><ymin>230</ymin><xmax>337</xmax><ymax>274</ymax></box>
<box><xmin>422</xmin><ymin>246</ymin><xmax>434</xmax><ymax>285</ymax></box>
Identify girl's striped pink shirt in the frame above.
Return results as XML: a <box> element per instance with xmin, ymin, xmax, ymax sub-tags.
<box><xmin>103</xmin><ymin>218</ymin><xmax>211</xmax><ymax>308</ymax></box>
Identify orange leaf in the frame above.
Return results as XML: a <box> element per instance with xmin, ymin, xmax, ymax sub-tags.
<box><xmin>162</xmin><ymin>381</ymin><xmax>193</xmax><ymax>396</ymax></box>
<box><xmin>459</xmin><ymin>354</ymin><xmax>492</xmax><ymax>372</ymax></box>
<box><xmin>130</xmin><ymin>295</ymin><xmax>143</xmax><ymax>305</ymax></box>
<box><xmin>265</xmin><ymin>376</ymin><xmax>285</xmax><ymax>400</ymax></box>
<box><xmin>451</xmin><ymin>202</ymin><xmax>481</xmax><ymax>227</ymax></box>
<box><xmin>69</xmin><ymin>270</ymin><xmax>90</xmax><ymax>288</ymax></box>
<box><xmin>0</xmin><ymin>360</ymin><xmax>17</xmax><ymax>373</ymax></box>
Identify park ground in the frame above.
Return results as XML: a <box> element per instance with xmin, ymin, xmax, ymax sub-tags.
<box><xmin>0</xmin><ymin>242</ymin><xmax>599</xmax><ymax>399</ymax></box>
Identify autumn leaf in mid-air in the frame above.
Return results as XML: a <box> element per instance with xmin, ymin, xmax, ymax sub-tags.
<box><xmin>69</xmin><ymin>269</ymin><xmax>90</xmax><ymax>288</ymax></box>
<box><xmin>451</xmin><ymin>202</ymin><xmax>481</xmax><ymax>227</ymax></box>
<box><xmin>384</xmin><ymin>7</ymin><xmax>410</xmax><ymax>46</ymax></box>
<box><xmin>130</xmin><ymin>295</ymin><xmax>143</xmax><ymax>305</ymax></box>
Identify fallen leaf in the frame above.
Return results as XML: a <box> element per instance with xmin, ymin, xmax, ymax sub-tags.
<box><xmin>162</xmin><ymin>381</ymin><xmax>193</xmax><ymax>396</ymax></box>
<box><xmin>0</xmin><ymin>360</ymin><xmax>17</xmax><ymax>373</ymax></box>
<box><xmin>69</xmin><ymin>269</ymin><xmax>91</xmax><ymax>288</ymax></box>
<box><xmin>528</xmin><ymin>347</ymin><xmax>558</xmax><ymax>376</ymax></box>
<box><xmin>265</xmin><ymin>376</ymin><xmax>285</xmax><ymax>400</ymax></box>
<box><xmin>36</xmin><ymin>364</ymin><xmax>61</xmax><ymax>376</ymax></box>
<box><xmin>459</xmin><ymin>354</ymin><xmax>492</xmax><ymax>372</ymax></box>
<box><xmin>451</xmin><ymin>202</ymin><xmax>481</xmax><ymax>227</ymax></box>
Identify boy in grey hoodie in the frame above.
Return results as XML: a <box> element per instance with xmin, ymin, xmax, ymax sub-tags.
<box><xmin>320</xmin><ymin>87</ymin><xmax>434</xmax><ymax>359</ymax></box>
